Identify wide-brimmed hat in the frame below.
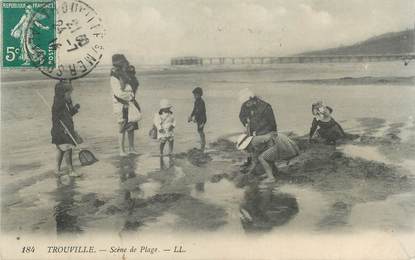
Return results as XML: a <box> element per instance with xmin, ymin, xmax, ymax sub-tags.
<box><xmin>238</xmin><ymin>88</ymin><xmax>255</xmax><ymax>104</ymax></box>
<box><xmin>112</xmin><ymin>54</ymin><xmax>128</xmax><ymax>67</ymax></box>
<box><xmin>236</xmin><ymin>134</ymin><xmax>253</xmax><ymax>150</ymax></box>
<box><xmin>159</xmin><ymin>99</ymin><xmax>172</xmax><ymax>110</ymax></box>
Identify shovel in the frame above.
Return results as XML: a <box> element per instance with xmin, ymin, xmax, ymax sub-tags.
<box><xmin>36</xmin><ymin>90</ymin><xmax>98</xmax><ymax>166</ymax></box>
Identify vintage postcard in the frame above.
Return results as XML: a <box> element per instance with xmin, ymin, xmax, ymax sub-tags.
<box><xmin>1</xmin><ymin>0</ymin><xmax>415</xmax><ymax>259</ymax></box>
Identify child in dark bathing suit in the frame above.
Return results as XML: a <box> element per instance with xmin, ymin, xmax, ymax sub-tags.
<box><xmin>188</xmin><ymin>87</ymin><xmax>207</xmax><ymax>151</ymax></box>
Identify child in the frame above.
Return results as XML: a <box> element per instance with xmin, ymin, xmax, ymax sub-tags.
<box><xmin>51</xmin><ymin>81</ymin><xmax>82</xmax><ymax>177</ymax></box>
<box><xmin>188</xmin><ymin>87</ymin><xmax>207</xmax><ymax>151</ymax></box>
<box><xmin>309</xmin><ymin>101</ymin><xmax>345</xmax><ymax>145</ymax></box>
<box><xmin>154</xmin><ymin>99</ymin><xmax>176</xmax><ymax>158</ymax></box>
<box><xmin>236</xmin><ymin>132</ymin><xmax>299</xmax><ymax>183</ymax></box>
<box><xmin>110</xmin><ymin>54</ymin><xmax>140</xmax><ymax>156</ymax></box>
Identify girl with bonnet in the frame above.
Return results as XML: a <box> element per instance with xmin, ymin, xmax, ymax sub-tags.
<box><xmin>309</xmin><ymin>101</ymin><xmax>345</xmax><ymax>145</ymax></box>
<box><xmin>153</xmin><ymin>99</ymin><xmax>176</xmax><ymax>165</ymax></box>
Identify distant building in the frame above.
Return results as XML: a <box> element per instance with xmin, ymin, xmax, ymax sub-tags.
<box><xmin>171</xmin><ymin>56</ymin><xmax>203</xmax><ymax>66</ymax></box>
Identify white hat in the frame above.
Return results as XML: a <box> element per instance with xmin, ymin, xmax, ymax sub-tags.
<box><xmin>159</xmin><ymin>99</ymin><xmax>172</xmax><ymax>109</ymax></box>
<box><xmin>236</xmin><ymin>134</ymin><xmax>253</xmax><ymax>150</ymax></box>
<box><xmin>238</xmin><ymin>88</ymin><xmax>255</xmax><ymax>103</ymax></box>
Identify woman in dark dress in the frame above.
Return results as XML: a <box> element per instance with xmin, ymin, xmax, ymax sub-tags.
<box><xmin>51</xmin><ymin>81</ymin><xmax>81</xmax><ymax>177</ymax></box>
<box><xmin>309</xmin><ymin>101</ymin><xmax>345</xmax><ymax>145</ymax></box>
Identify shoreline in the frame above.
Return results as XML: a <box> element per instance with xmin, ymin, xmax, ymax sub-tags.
<box><xmin>2</xmin><ymin>74</ymin><xmax>414</xmax><ymax>87</ymax></box>
<box><xmin>2</xmin><ymin>61</ymin><xmax>414</xmax><ymax>85</ymax></box>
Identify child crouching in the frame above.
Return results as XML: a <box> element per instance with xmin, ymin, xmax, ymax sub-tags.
<box><xmin>236</xmin><ymin>132</ymin><xmax>299</xmax><ymax>183</ymax></box>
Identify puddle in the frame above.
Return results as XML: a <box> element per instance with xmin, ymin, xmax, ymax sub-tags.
<box><xmin>139</xmin><ymin>180</ymin><xmax>162</xmax><ymax>199</ymax></box>
<box><xmin>2</xmin><ymin>177</ymin><xmax>58</xmax><ymax>233</ymax></box>
<box><xmin>400</xmin><ymin>116</ymin><xmax>415</xmax><ymax>142</ymax></box>
<box><xmin>172</xmin><ymin>166</ymin><xmax>185</xmax><ymax>180</ymax></box>
<box><xmin>191</xmin><ymin>179</ymin><xmax>244</xmax><ymax>207</ymax></box>
<box><xmin>17</xmin><ymin>177</ymin><xmax>56</xmax><ymax>207</ymax></box>
<box><xmin>349</xmin><ymin>192</ymin><xmax>415</xmax><ymax>231</ymax></box>
<box><xmin>373</xmin><ymin>124</ymin><xmax>390</xmax><ymax>138</ymax></box>
<box><xmin>402</xmin><ymin>160</ymin><xmax>415</xmax><ymax>175</ymax></box>
<box><xmin>52</xmin><ymin>179</ymin><xmax>83</xmax><ymax>234</ymax></box>
<box><xmin>138</xmin><ymin>212</ymin><xmax>180</xmax><ymax>233</ymax></box>
<box><xmin>272</xmin><ymin>185</ymin><xmax>329</xmax><ymax>232</ymax></box>
<box><xmin>75</xmin><ymin>162</ymin><xmax>120</xmax><ymax>197</ymax></box>
<box><xmin>191</xmin><ymin>179</ymin><xmax>245</xmax><ymax>232</ymax></box>
<box><xmin>340</xmin><ymin>144</ymin><xmax>390</xmax><ymax>164</ymax></box>
<box><xmin>240</xmin><ymin>184</ymin><xmax>300</xmax><ymax>232</ymax></box>
<box><xmin>134</xmin><ymin>153</ymin><xmax>161</xmax><ymax>175</ymax></box>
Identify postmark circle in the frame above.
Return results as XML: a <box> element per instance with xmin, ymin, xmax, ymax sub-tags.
<box><xmin>27</xmin><ymin>0</ymin><xmax>105</xmax><ymax>80</ymax></box>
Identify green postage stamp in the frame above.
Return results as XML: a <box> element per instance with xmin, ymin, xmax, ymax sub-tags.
<box><xmin>2</xmin><ymin>0</ymin><xmax>56</xmax><ymax>68</ymax></box>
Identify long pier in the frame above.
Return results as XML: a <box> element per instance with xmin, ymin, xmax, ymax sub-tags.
<box><xmin>171</xmin><ymin>54</ymin><xmax>415</xmax><ymax>66</ymax></box>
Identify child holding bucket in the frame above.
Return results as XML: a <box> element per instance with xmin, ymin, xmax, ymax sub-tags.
<box><xmin>153</xmin><ymin>99</ymin><xmax>176</xmax><ymax>159</ymax></box>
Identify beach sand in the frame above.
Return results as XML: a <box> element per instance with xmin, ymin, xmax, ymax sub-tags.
<box><xmin>1</xmin><ymin>62</ymin><xmax>415</xmax><ymax>236</ymax></box>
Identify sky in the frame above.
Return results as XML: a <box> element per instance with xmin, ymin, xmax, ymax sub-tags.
<box><xmin>87</xmin><ymin>0</ymin><xmax>414</xmax><ymax>64</ymax></box>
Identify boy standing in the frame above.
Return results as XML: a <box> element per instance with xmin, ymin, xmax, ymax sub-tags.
<box><xmin>188</xmin><ymin>87</ymin><xmax>207</xmax><ymax>151</ymax></box>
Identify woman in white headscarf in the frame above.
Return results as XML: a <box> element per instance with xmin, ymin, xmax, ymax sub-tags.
<box><xmin>110</xmin><ymin>54</ymin><xmax>141</xmax><ymax>156</ymax></box>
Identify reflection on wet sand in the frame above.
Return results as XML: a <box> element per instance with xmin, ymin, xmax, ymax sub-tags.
<box><xmin>240</xmin><ymin>184</ymin><xmax>299</xmax><ymax>232</ymax></box>
<box><xmin>3</xmin><ymin>116</ymin><xmax>415</xmax><ymax>235</ymax></box>
<box><xmin>54</xmin><ymin>177</ymin><xmax>82</xmax><ymax>233</ymax></box>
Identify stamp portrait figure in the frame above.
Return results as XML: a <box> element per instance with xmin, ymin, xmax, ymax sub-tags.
<box><xmin>10</xmin><ymin>4</ymin><xmax>49</xmax><ymax>65</ymax></box>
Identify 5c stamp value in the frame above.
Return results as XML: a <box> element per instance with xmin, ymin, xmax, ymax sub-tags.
<box><xmin>2</xmin><ymin>0</ymin><xmax>56</xmax><ymax>68</ymax></box>
<box><xmin>2</xmin><ymin>0</ymin><xmax>105</xmax><ymax>81</ymax></box>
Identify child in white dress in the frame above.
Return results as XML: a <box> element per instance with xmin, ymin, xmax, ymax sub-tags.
<box><xmin>153</xmin><ymin>99</ymin><xmax>176</xmax><ymax>158</ymax></box>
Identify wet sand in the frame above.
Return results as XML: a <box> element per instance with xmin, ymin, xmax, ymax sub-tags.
<box><xmin>1</xmin><ymin>62</ymin><xmax>415</xmax><ymax>237</ymax></box>
<box><xmin>2</xmin><ymin>116</ymin><xmax>415</xmax><ymax>235</ymax></box>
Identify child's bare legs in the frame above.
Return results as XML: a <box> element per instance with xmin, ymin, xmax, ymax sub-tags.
<box><xmin>127</xmin><ymin>130</ymin><xmax>138</xmax><ymax>154</ymax></box>
<box><xmin>160</xmin><ymin>140</ymin><xmax>166</xmax><ymax>156</ymax></box>
<box><xmin>65</xmin><ymin>149</ymin><xmax>74</xmax><ymax>171</ymax></box>
<box><xmin>168</xmin><ymin>139</ymin><xmax>174</xmax><ymax>155</ymax></box>
<box><xmin>271</xmin><ymin>163</ymin><xmax>278</xmax><ymax>177</ymax></box>
<box><xmin>159</xmin><ymin>140</ymin><xmax>166</xmax><ymax>169</ymax></box>
<box><xmin>258</xmin><ymin>154</ymin><xmax>275</xmax><ymax>182</ymax></box>
<box><xmin>159</xmin><ymin>156</ymin><xmax>165</xmax><ymax>169</ymax></box>
<box><xmin>168</xmin><ymin>139</ymin><xmax>174</xmax><ymax>167</ymax></box>
<box><xmin>118</xmin><ymin>132</ymin><xmax>127</xmax><ymax>156</ymax></box>
<box><xmin>65</xmin><ymin>149</ymin><xmax>81</xmax><ymax>177</ymax></box>
<box><xmin>198</xmin><ymin>128</ymin><xmax>206</xmax><ymax>151</ymax></box>
<box><xmin>55</xmin><ymin>148</ymin><xmax>64</xmax><ymax>174</ymax></box>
